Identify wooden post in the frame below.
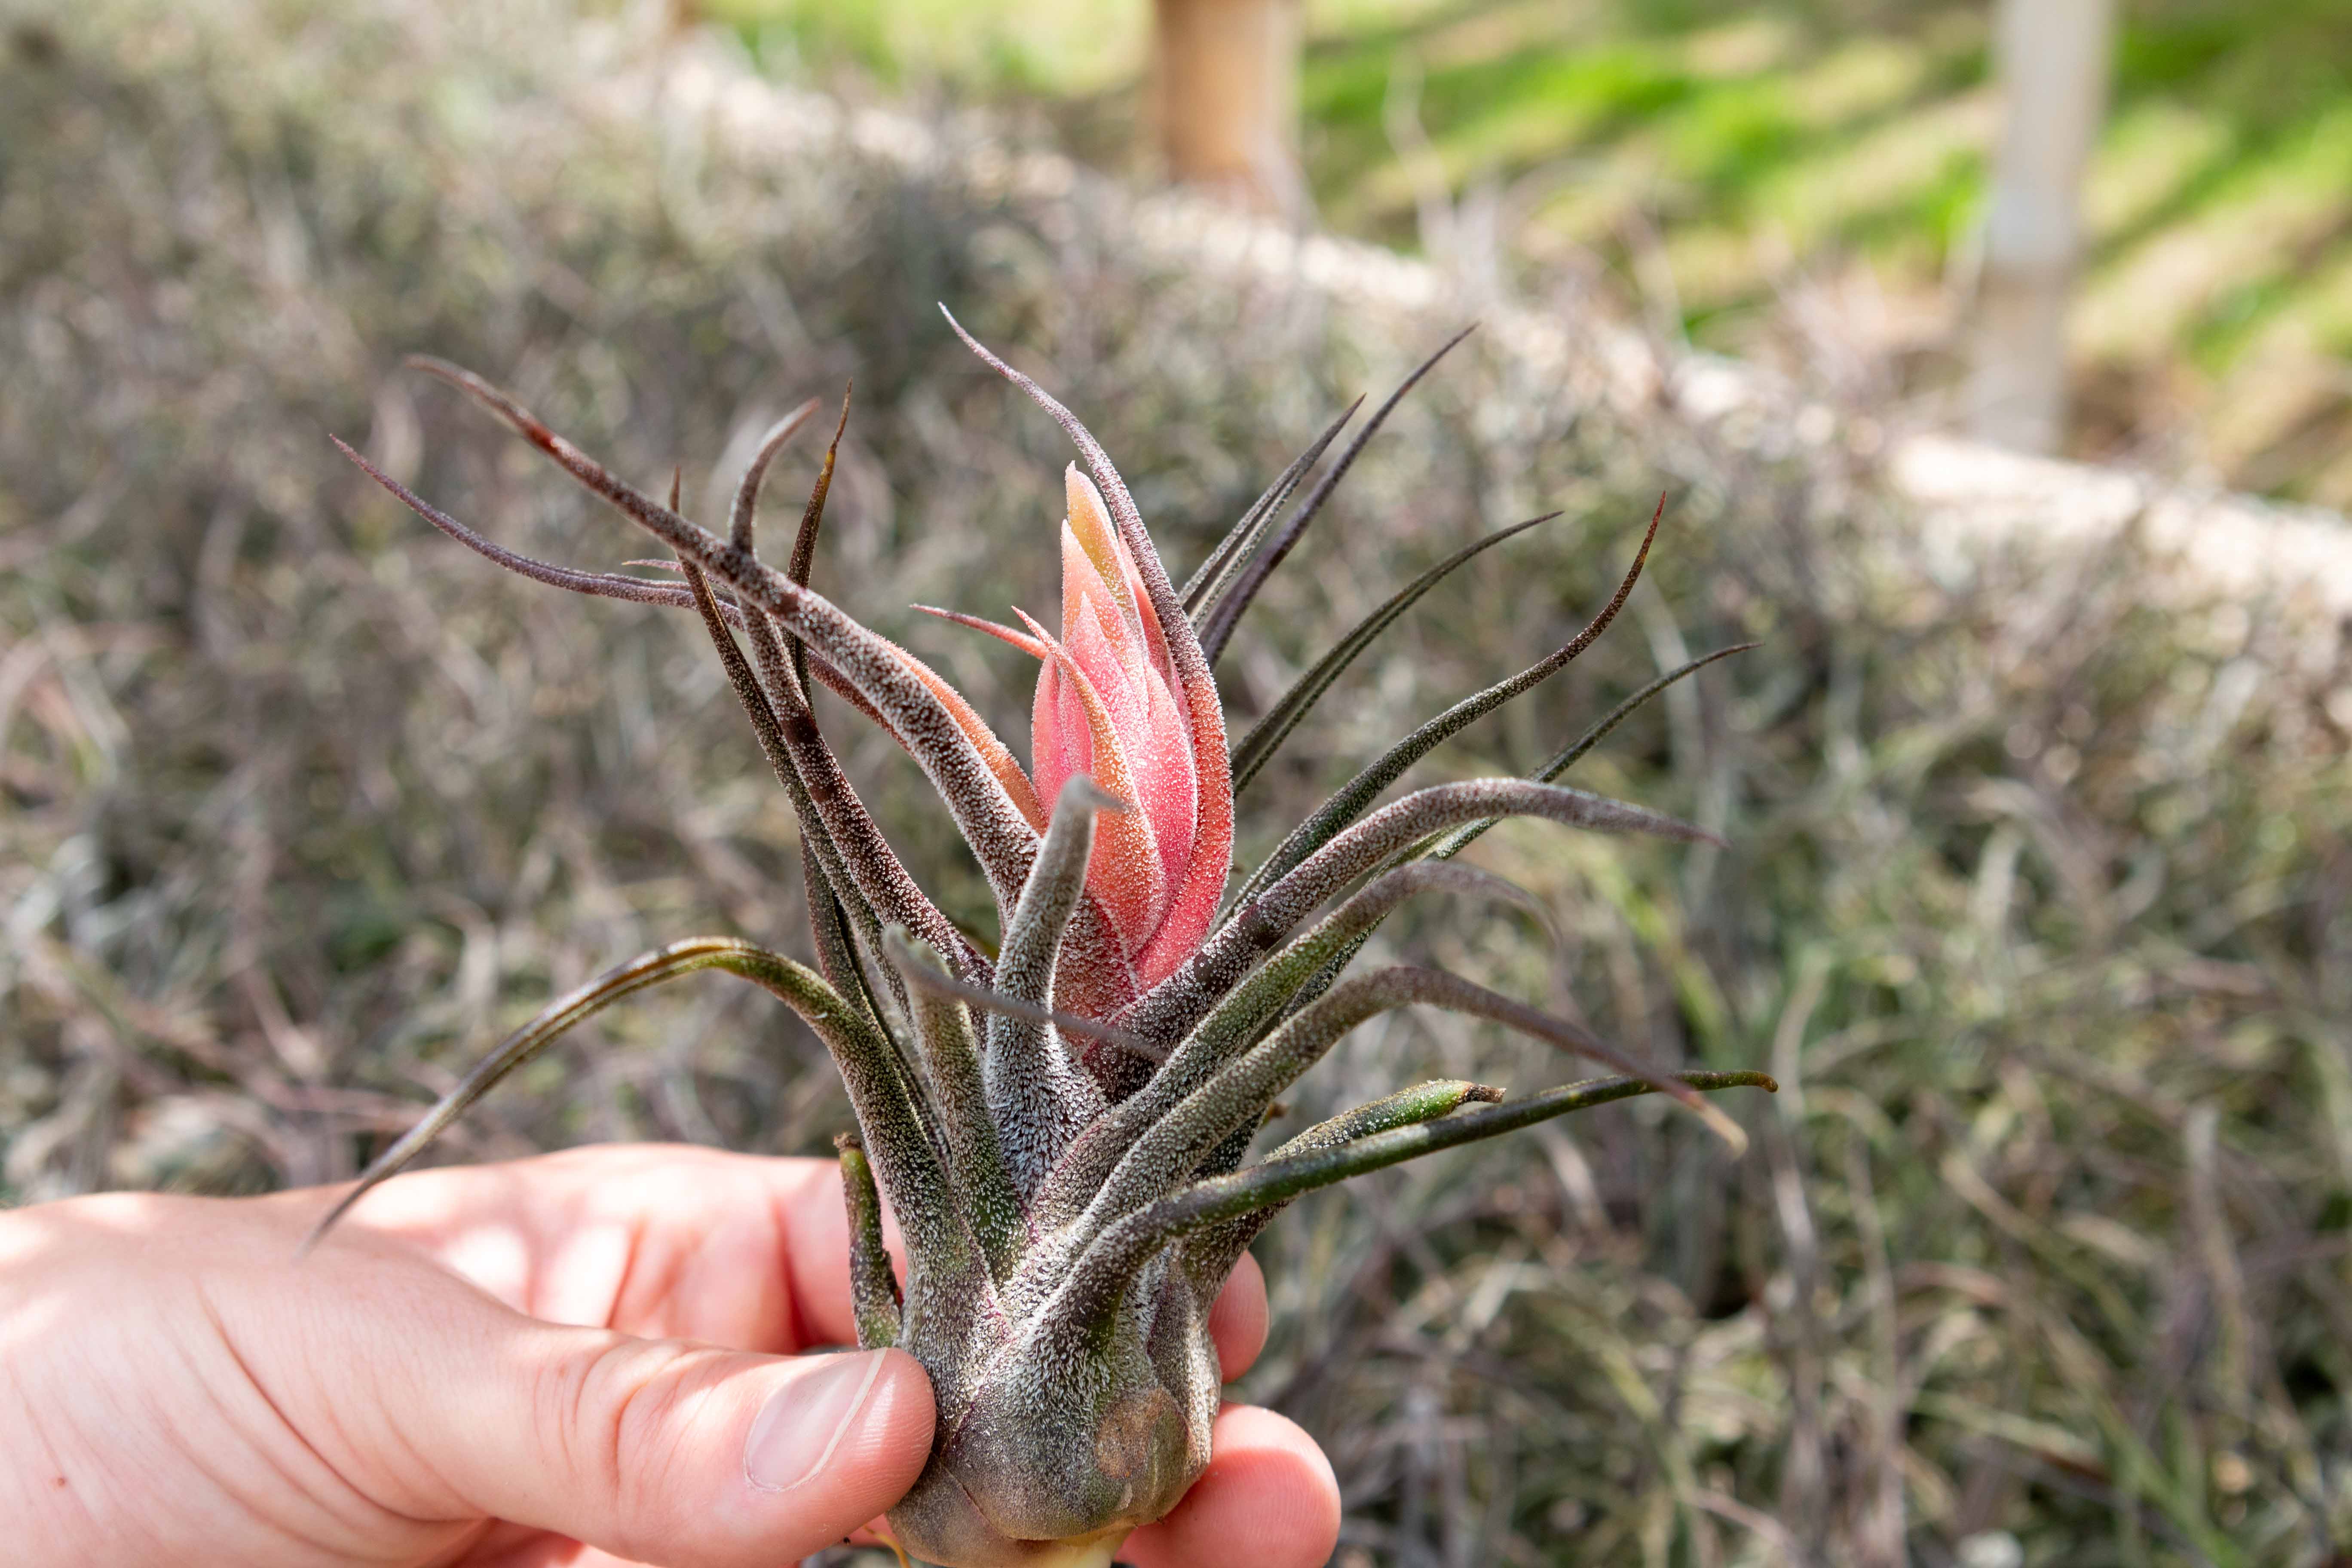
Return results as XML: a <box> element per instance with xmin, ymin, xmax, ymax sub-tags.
<box><xmin>1967</xmin><ymin>0</ymin><xmax>2114</xmax><ymax>453</ymax></box>
<box><xmin>1152</xmin><ymin>0</ymin><xmax>1307</xmax><ymax>219</ymax></box>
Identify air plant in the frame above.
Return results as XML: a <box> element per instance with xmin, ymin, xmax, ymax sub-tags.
<box><xmin>314</xmin><ymin>314</ymin><xmax>1773</xmax><ymax>1568</ymax></box>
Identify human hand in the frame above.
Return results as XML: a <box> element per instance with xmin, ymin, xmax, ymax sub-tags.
<box><xmin>0</xmin><ymin>1143</ymin><xmax>1339</xmax><ymax>1568</ymax></box>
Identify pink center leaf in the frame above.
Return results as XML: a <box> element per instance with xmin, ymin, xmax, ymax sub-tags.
<box><xmin>930</xmin><ymin>463</ymin><xmax>1233</xmax><ymax>992</ymax></box>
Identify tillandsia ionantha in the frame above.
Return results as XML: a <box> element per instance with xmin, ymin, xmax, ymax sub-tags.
<box><xmin>312</xmin><ymin>313</ymin><xmax>1775</xmax><ymax>1568</ymax></box>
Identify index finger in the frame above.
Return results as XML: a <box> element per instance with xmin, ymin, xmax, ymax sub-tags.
<box><xmin>312</xmin><ymin>1143</ymin><xmax>877</xmax><ymax>1351</ymax></box>
<box><xmin>1207</xmin><ymin>1251</ymin><xmax>1270</xmax><ymax>1381</ymax></box>
<box><xmin>324</xmin><ymin>1142</ymin><xmax>1274</xmax><ymax>1380</ymax></box>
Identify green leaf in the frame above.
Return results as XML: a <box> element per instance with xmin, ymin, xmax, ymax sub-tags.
<box><xmin>1078</xmin><ymin>965</ymin><xmax>1750</xmax><ymax>1256</ymax></box>
<box><xmin>304</xmin><ymin>937</ymin><xmax>981</xmax><ymax>1301</ymax></box>
<box><xmin>836</xmin><ymin>1131</ymin><xmax>903</xmax><ymax>1349</ymax></box>
<box><xmin>1266</xmin><ymin>642</ymin><xmax>1761</xmax><ymax>1035</ymax></box>
<box><xmin>1228</xmin><ymin>508</ymin><xmax>1565</xmax><ymax>796</ymax></box>
<box><xmin>1057</xmin><ymin>1069</ymin><xmax>1777</xmax><ymax>1318</ymax></box>
<box><xmin>1194</xmin><ymin>324</ymin><xmax>1476</xmax><ymax>664</ymax></box>
<box><xmin>1041</xmin><ymin>864</ymin><xmax>1532</xmax><ymax>1225</ymax></box>
<box><xmin>1425</xmin><ymin>641</ymin><xmax>1757</xmax><ymax>863</ymax></box>
<box><xmin>1181</xmin><ymin>1079</ymin><xmax>1504</xmax><ymax>1286</ymax></box>
<box><xmin>1179</xmin><ymin>396</ymin><xmax>1361</xmax><ymax>616</ymax></box>
<box><xmin>883</xmin><ymin>929</ymin><xmax>1027</xmax><ymax>1279</ymax></box>
<box><xmin>1232</xmin><ymin>500</ymin><xmax>1660</xmax><ymax>895</ymax></box>
<box><xmin>1122</xmin><ymin>778</ymin><xmax>1718</xmax><ymax>1052</ymax></box>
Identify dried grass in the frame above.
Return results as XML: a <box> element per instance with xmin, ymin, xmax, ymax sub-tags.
<box><xmin>5</xmin><ymin>2</ymin><xmax>2350</xmax><ymax>1562</ymax></box>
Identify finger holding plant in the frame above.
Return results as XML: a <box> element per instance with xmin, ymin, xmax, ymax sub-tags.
<box><xmin>321</xmin><ymin>316</ymin><xmax>1773</xmax><ymax>1568</ymax></box>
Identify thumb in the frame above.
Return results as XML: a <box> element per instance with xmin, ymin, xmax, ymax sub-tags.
<box><xmin>386</xmin><ymin>1302</ymin><xmax>934</xmax><ymax>1568</ymax></box>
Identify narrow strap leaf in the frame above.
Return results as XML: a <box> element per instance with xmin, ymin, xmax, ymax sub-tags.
<box><xmin>677</xmin><ymin>556</ymin><xmax>813</xmax><ymax>819</ymax></box>
<box><xmin>1039</xmin><ymin>863</ymin><xmax>1530</xmax><ymax>1223</ymax></box>
<box><xmin>1121</xmin><ymin>778</ymin><xmax>1719</xmax><ymax>1050</ymax></box>
<box><xmin>1077</xmin><ymin>965</ymin><xmax>1745</xmax><ymax>1255</ymax></box>
<box><xmin>699</xmin><ymin>946</ymin><xmax>992</xmax><ymax>1330</ymax></box>
<box><xmin>935</xmin><ymin>310</ymin><xmax>1216</xmax><ymax>700</ymax></box>
<box><xmin>802</xmin><ymin>839</ymin><xmax>883</xmax><ymax>1034</ymax></box>
<box><xmin>1077</xmin><ymin>968</ymin><xmax>1452</xmax><ymax>1246</ymax></box>
<box><xmin>1271</xmin><ymin>1080</ymin><xmax>1505</xmax><ymax>1160</ymax></box>
<box><xmin>788</xmin><ymin>386</ymin><xmax>853</xmax><ymax>584</ymax></box>
<box><xmin>835</xmin><ymin>1131</ymin><xmax>903</xmax><ymax>1349</ymax></box>
<box><xmin>333</xmin><ymin>432</ymin><xmax>904</xmax><ymax>753</ymax></box>
<box><xmin>1424</xmin><ymin>641</ymin><xmax>1759</xmax><ymax>864</ymax></box>
<box><xmin>334</xmin><ymin>437</ymin><xmax>704</xmax><ymax>612</ymax></box>
<box><xmin>1266</xmin><ymin>642</ymin><xmax>1764</xmax><ymax>1034</ymax></box>
<box><xmin>1181</xmin><ymin>1079</ymin><xmax>1503</xmax><ymax>1287</ymax></box>
<box><xmin>729</xmin><ymin>398</ymin><xmax>826</xmax><ymax>554</ymax></box>
<box><xmin>676</xmin><ymin>553</ymin><xmax>923</xmax><ymax>1023</ymax></box>
<box><xmin>305</xmin><ymin>937</ymin><xmax>984</xmax><ymax>1302</ymax></box>
<box><xmin>383</xmin><ymin>357</ymin><xmax>1046</xmax><ymax>925</ymax></box>
<box><xmin>1051</xmin><ymin>1069</ymin><xmax>1777</xmax><ymax>1322</ymax></box>
<box><xmin>1227</xmin><ymin>508</ymin><xmax>1566</xmax><ymax>796</ymax></box>
<box><xmin>978</xmin><ymin>778</ymin><xmax>1118</xmax><ymax>1190</ymax></box>
<box><xmin>1213</xmin><ymin>644</ymin><xmax>1750</xmax><ymax>1034</ymax></box>
<box><xmin>303</xmin><ymin>937</ymin><xmax>752</xmax><ymax>1248</ymax></box>
<box><xmin>988</xmin><ymin>780</ymin><xmax>1115</xmax><ymax>1011</ymax></box>
<box><xmin>882</xmin><ymin>929</ymin><xmax>1027</xmax><ymax>1279</ymax></box>
<box><xmin>1234</xmin><ymin>498</ymin><xmax>1663</xmax><ymax>897</ymax></box>
<box><xmin>891</xmin><ymin>937</ymin><xmax>1166</xmax><ymax>1066</ymax></box>
<box><xmin>680</xmin><ymin>554</ymin><xmax>961</xmax><ymax>1058</ymax></box>
<box><xmin>785</xmin><ymin>385</ymin><xmax>852</xmax><ymax>697</ymax></box>
<box><xmin>682</xmin><ymin>550</ymin><xmax>913</xmax><ymax>1032</ymax></box>
<box><xmin>1193</xmin><ymin>325</ymin><xmax>1476</xmax><ymax>665</ymax></box>
<box><xmin>735</xmin><ymin>593</ymin><xmax>987</xmax><ymax>980</ymax></box>
<box><xmin>1183</xmin><ymin>862</ymin><xmax>1536</xmax><ymax>1079</ymax></box>
<box><xmin>914</xmin><ymin>605</ymin><xmax>1047</xmax><ymax>657</ymax></box>
<box><xmin>1178</xmin><ymin>397</ymin><xmax>1362</xmax><ymax>616</ymax></box>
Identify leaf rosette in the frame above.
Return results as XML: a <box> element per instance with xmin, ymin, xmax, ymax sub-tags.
<box><xmin>314</xmin><ymin>317</ymin><xmax>1773</xmax><ymax>1567</ymax></box>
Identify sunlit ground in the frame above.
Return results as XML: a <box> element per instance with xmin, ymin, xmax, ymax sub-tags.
<box><xmin>704</xmin><ymin>0</ymin><xmax>2352</xmax><ymax>506</ymax></box>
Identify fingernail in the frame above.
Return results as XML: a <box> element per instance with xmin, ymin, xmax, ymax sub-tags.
<box><xmin>744</xmin><ymin>1350</ymin><xmax>889</xmax><ymax>1494</ymax></box>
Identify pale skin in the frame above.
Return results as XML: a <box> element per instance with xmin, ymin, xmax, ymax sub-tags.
<box><xmin>0</xmin><ymin>1144</ymin><xmax>1342</xmax><ymax>1568</ymax></box>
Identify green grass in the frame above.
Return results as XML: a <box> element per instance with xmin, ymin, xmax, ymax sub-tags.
<box><xmin>6</xmin><ymin>3</ymin><xmax>2351</xmax><ymax>1563</ymax></box>
<box><xmin>713</xmin><ymin>0</ymin><xmax>2352</xmax><ymax>504</ymax></box>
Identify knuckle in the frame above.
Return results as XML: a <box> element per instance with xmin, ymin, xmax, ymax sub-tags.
<box><xmin>539</xmin><ymin>1336</ymin><xmax>714</xmax><ymax>1535</ymax></box>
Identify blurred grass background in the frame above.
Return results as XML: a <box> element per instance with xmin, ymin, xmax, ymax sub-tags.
<box><xmin>3</xmin><ymin>1</ymin><xmax>2351</xmax><ymax>1565</ymax></box>
<box><xmin>708</xmin><ymin>0</ymin><xmax>2352</xmax><ymax>506</ymax></box>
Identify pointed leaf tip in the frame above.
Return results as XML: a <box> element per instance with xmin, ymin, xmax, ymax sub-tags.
<box><xmin>1196</xmin><ymin>322</ymin><xmax>1479</xmax><ymax>663</ymax></box>
<box><xmin>729</xmin><ymin>395</ymin><xmax>826</xmax><ymax>553</ymax></box>
<box><xmin>1061</xmin><ymin>773</ymin><xmax>1131</xmax><ymax>815</ymax></box>
<box><xmin>915</xmin><ymin>604</ymin><xmax>1050</xmax><ymax>659</ymax></box>
<box><xmin>888</xmin><ymin>922</ymin><xmax>1165</xmax><ymax>1064</ymax></box>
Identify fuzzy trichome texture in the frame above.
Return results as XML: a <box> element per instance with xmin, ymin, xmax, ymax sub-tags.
<box><xmin>312</xmin><ymin>316</ymin><xmax>1773</xmax><ymax>1568</ymax></box>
